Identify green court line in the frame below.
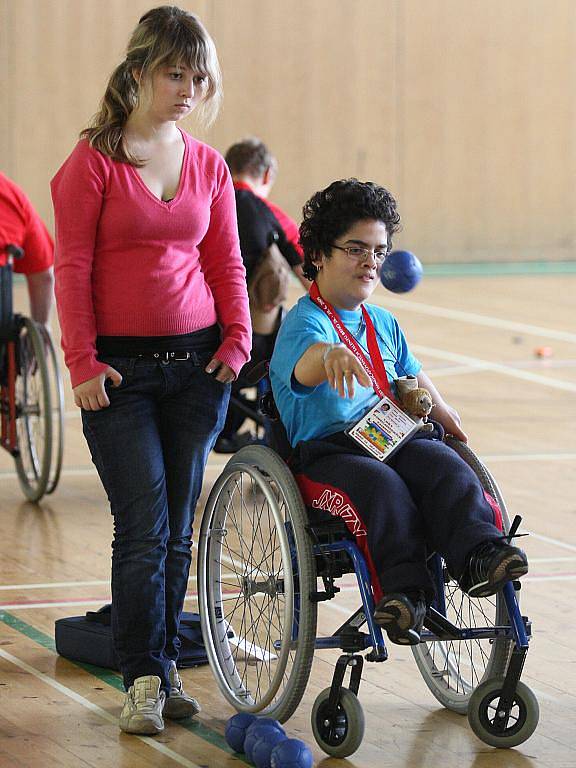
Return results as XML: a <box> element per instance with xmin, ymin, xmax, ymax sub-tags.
<box><xmin>13</xmin><ymin>261</ymin><xmax>576</xmax><ymax>282</ymax></box>
<box><xmin>424</xmin><ymin>261</ymin><xmax>576</xmax><ymax>277</ymax></box>
<box><xmin>0</xmin><ymin>610</ymin><xmax>248</xmax><ymax>763</ymax></box>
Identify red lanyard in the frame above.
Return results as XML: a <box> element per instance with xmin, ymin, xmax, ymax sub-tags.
<box><xmin>309</xmin><ymin>282</ymin><xmax>393</xmax><ymax>400</ymax></box>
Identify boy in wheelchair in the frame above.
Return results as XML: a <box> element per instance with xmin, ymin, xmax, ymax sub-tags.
<box><xmin>269</xmin><ymin>179</ymin><xmax>528</xmax><ymax>646</ymax></box>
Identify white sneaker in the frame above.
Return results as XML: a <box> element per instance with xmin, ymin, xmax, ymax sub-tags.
<box><xmin>163</xmin><ymin>661</ymin><xmax>202</xmax><ymax>720</ymax></box>
<box><xmin>119</xmin><ymin>675</ymin><xmax>166</xmax><ymax>735</ymax></box>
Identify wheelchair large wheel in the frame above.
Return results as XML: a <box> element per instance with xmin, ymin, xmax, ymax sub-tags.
<box><xmin>13</xmin><ymin>318</ymin><xmax>55</xmax><ymax>502</ymax></box>
<box><xmin>412</xmin><ymin>438</ymin><xmax>514</xmax><ymax>714</ymax></box>
<box><xmin>198</xmin><ymin>445</ymin><xmax>317</xmax><ymax>722</ymax></box>
<box><xmin>38</xmin><ymin>326</ymin><xmax>64</xmax><ymax>495</ymax></box>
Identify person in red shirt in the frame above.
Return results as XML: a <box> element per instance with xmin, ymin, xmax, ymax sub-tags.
<box><xmin>51</xmin><ymin>6</ymin><xmax>250</xmax><ymax>735</ymax></box>
<box><xmin>0</xmin><ymin>171</ymin><xmax>54</xmax><ymax>326</ymax></box>
<box><xmin>214</xmin><ymin>138</ymin><xmax>306</xmax><ymax>452</ymax></box>
<box><xmin>225</xmin><ymin>137</ymin><xmax>307</xmax><ymax>285</ymax></box>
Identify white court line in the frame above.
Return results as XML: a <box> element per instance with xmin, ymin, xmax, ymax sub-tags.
<box><xmin>430</xmin><ymin>360</ymin><xmax>576</xmax><ymax>379</ymax></box>
<box><xmin>0</xmin><ymin>648</ymin><xmax>203</xmax><ymax>768</ymax></box>
<box><xmin>382</xmin><ymin>296</ymin><xmax>576</xmax><ymax>344</ymax></box>
<box><xmin>0</xmin><ymin>463</ymin><xmax>226</xmax><ymax>479</ymax></box>
<box><xmin>523</xmin><ymin>574</ymin><xmax>576</xmax><ymax>583</ymax></box>
<box><xmin>411</xmin><ymin>344</ymin><xmax>576</xmax><ymax>392</ymax></box>
<box><xmin>481</xmin><ymin>453</ymin><xmax>576</xmax><ymax>462</ymax></box>
<box><xmin>530</xmin><ymin>532</ymin><xmax>576</xmax><ymax>553</ymax></box>
<box><xmin>0</xmin><ymin>594</ymin><xmax>199</xmax><ymax>611</ymax></box>
<box><xmin>426</xmin><ymin>363</ymin><xmax>492</xmax><ymax>378</ymax></box>
<box><xmin>1</xmin><ymin>599</ymin><xmax>111</xmax><ymax>610</ymax></box>
<box><xmin>0</xmin><ymin>580</ymin><xmax>109</xmax><ymax>591</ymax></box>
<box><xmin>0</xmin><ymin>466</ymin><xmax>97</xmax><ymax>479</ymax></box>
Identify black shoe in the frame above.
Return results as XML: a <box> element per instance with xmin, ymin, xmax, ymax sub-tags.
<box><xmin>374</xmin><ymin>591</ymin><xmax>426</xmax><ymax>646</ymax></box>
<box><xmin>213</xmin><ymin>432</ymin><xmax>258</xmax><ymax>454</ymax></box>
<box><xmin>459</xmin><ymin>540</ymin><xmax>528</xmax><ymax>598</ymax></box>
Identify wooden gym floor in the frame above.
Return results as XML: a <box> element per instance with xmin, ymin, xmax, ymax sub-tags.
<box><xmin>0</xmin><ymin>274</ymin><xmax>575</xmax><ymax>767</ymax></box>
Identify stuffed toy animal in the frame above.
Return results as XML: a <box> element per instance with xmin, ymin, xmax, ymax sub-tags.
<box><xmin>395</xmin><ymin>376</ymin><xmax>433</xmax><ymax>430</ymax></box>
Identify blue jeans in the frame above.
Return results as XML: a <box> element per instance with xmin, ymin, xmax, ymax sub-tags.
<box><xmin>82</xmin><ymin>352</ymin><xmax>229</xmax><ymax>692</ymax></box>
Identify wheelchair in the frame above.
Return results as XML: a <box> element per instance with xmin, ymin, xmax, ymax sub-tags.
<box><xmin>216</xmin><ymin>310</ymin><xmax>285</xmax><ymax>452</ymax></box>
<box><xmin>198</xmin><ymin>398</ymin><xmax>538</xmax><ymax>756</ymax></box>
<box><xmin>1</xmin><ymin>244</ymin><xmax>64</xmax><ymax>501</ymax></box>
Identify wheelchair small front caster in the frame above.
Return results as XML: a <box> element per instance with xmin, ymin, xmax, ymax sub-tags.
<box><xmin>311</xmin><ymin>687</ymin><xmax>365</xmax><ymax>757</ymax></box>
<box><xmin>467</xmin><ymin>678</ymin><xmax>539</xmax><ymax>748</ymax></box>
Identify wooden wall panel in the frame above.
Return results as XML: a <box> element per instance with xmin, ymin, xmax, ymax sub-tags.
<box><xmin>400</xmin><ymin>0</ymin><xmax>576</xmax><ymax>261</ymax></box>
<box><xmin>206</xmin><ymin>0</ymin><xmax>398</xmax><ymax>220</ymax></box>
<box><xmin>1</xmin><ymin>0</ymin><xmax>575</xmax><ymax>264</ymax></box>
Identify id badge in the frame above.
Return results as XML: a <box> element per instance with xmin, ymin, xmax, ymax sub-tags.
<box><xmin>346</xmin><ymin>396</ymin><xmax>421</xmax><ymax>462</ymax></box>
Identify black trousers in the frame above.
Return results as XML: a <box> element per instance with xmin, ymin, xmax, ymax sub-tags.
<box><xmin>291</xmin><ymin>428</ymin><xmax>501</xmax><ymax>602</ymax></box>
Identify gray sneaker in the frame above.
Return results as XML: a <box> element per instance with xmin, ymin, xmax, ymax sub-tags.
<box><xmin>163</xmin><ymin>661</ymin><xmax>202</xmax><ymax>720</ymax></box>
<box><xmin>119</xmin><ymin>675</ymin><xmax>165</xmax><ymax>735</ymax></box>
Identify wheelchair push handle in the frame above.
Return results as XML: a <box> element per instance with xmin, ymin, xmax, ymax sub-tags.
<box><xmin>4</xmin><ymin>244</ymin><xmax>24</xmax><ymax>264</ymax></box>
<box><xmin>243</xmin><ymin>359</ymin><xmax>270</xmax><ymax>387</ymax></box>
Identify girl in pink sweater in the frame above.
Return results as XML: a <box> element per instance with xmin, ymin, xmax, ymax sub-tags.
<box><xmin>51</xmin><ymin>6</ymin><xmax>251</xmax><ymax>735</ymax></box>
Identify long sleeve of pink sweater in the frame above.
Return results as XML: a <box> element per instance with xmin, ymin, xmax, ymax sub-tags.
<box><xmin>51</xmin><ymin>132</ymin><xmax>251</xmax><ymax>388</ymax></box>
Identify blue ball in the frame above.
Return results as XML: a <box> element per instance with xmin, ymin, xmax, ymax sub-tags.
<box><xmin>224</xmin><ymin>712</ymin><xmax>258</xmax><ymax>752</ymax></box>
<box><xmin>380</xmin><ymin>250</ymin><xmax>423</xmax><ymax>293</ymax></box>
<box><xmin>270</xmin><ymin>738</ymin><xmax>314</xmax><ymax>768</ymax></box>
<box><xmin>247</xmin><ymin>718</ymin><xmax>285</xmax><ymax>737</ymax></box>
<box><xmin>245</xmin><ymin>725</ymin><xmax>283</xmax><ymax>764</ymax></box>
<box><xmin>253</xmin><ymin>729</ymin><xmax>287</xmax><ymax>768</ymax></box>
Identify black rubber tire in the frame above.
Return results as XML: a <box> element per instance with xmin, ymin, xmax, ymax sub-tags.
<box><xmin>468</xmin><ymin>678</ymin><xmax>539</xmax><ymax>748</ymax></box>
<box><xmin>39</xmin><ymin>326</ymin><xmax>64</xmax><ymax>495</ymax></box>
<box><xmin>198</xmin><ymin>445</ymin><xmax>317</xmax><ymax>722</ymax></box>
<box><xmin>311</xmin><ymin>687</ymin><xmax>365</xmax><ymax>758</ymax></box>
<box><xmin>14</xmin><ymin>318</ymin><xmax>52</xmax><ymax>501</ymax></box>
<box><xmin>412</xmin><ymin>437</ymin><xmax>515</xmax><ymax>713</ymax></box>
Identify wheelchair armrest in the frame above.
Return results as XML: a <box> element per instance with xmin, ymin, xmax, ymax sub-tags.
<box><xmin>243</xmin><ymin>359</ymin><xmax>269</xmax><ymax>386</ymax></box>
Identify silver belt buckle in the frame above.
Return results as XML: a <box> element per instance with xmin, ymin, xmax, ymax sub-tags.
<box><xmin>152</xmin><ymin>351</ymin><xmax>191</xmax><ymax>363</ymax></box>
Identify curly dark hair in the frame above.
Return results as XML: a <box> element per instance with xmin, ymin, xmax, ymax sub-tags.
<box><xmin>299</xmin><ymin>179</ymin><xmax>401</xmax><ymax>280</ymax></box>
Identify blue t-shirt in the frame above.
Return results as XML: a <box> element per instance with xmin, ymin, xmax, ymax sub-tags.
<box><xmin>270</xmin><ymin>295</ymin><xmax>421</xmax><ymax>445</ymax></box>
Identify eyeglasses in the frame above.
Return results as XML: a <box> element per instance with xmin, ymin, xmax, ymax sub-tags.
<box><xmin>332</xmin><ymin>244</ymin><xmax>389</xmax><ymax>265</ymax></box>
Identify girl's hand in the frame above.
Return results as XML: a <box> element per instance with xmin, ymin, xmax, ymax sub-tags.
<box><xmin>323</xmin><ymin>344</ymin><xmax>371</xmax><ymax>399</ymax></box>
<box><xmin>73</xmin><ymin>367</ymin><xmax>122</xmax><ymax>411</ymax></box>
<box><xmin>205</xmin><ymin>358</ymin><xmax>235</xmax><ymax>384</ymax></box>
<box><xmin>432</xmin><ymin>402</ymin><xmax>468</xmax><ymax>443</ymax></box>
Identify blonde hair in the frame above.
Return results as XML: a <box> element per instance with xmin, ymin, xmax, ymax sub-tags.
<box><xmin>81</xmin><ymin>6</ymin><xmax>222</xmax><ymax>165</ymax></box>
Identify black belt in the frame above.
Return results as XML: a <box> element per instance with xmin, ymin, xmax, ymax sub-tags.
<box><xmin>98</xmin><ymin>350</ymin><xmax>199</xmax><ymax>363</ymax></box>
<box><xmin>96</xmin><ymin>325</ymin><xmax>220</xmax><ymax>360</ymax></box>
<box><xmin>135</xmin><ymin>351</ymin><xmax>196</xmax><ymax>362</ymax></box>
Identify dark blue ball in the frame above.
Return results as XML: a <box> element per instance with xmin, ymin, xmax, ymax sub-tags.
<box><xmin>270</xmin><ymin>738</ymin><xmax>314</xmax><ymax>768</ymax></box>
<box><xmin>247</xmin><ymin>717</ymin><xmax>285</xmax><ymax>737</ymax></box>
<box><xmin>380</xmin><ymin>250</ymin><xmax>423</xmax><ymax>293</ymax></box>
<box><xmin>245</xmin><ymin>725</ymin><xmax>283</xmax><ymax>763</ymax></box>
<box><xmin>224</xmin><ymin>712</ymin><xmax>258</xmax><ymax>752</ymax></box>
<box><xmin>253</xmin><ymin>729</ymin><xmax>287</xmax><ymax>768</ymax></box>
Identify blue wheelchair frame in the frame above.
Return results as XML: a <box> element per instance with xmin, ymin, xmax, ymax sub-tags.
<box><xmin>258</xmin><ymin>362</ymin><xmax>533</xmax><ymax>743</ymax></box>
<box><xmin>290</xmin><ymin>527</ymin><xmax>531</xmax><ymax>738</ymax></box>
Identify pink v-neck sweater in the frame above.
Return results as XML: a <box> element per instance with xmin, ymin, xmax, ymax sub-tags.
<box><xmin>51</xmin><ymin>132</ymin><xmax>251</xmax><ymax>388</ymax></box>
